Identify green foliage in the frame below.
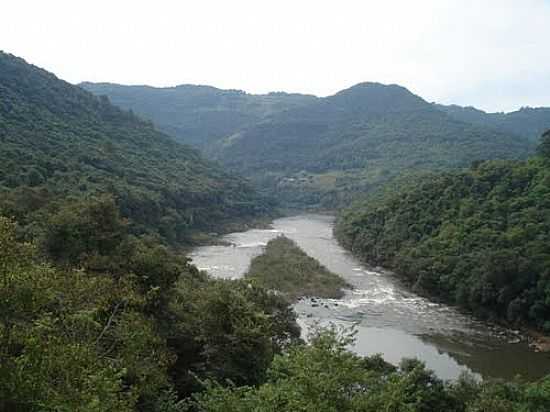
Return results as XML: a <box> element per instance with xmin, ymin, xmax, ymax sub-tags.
<box><xmin>191</xmin><ymin>328</ymin><xmax>550</xmax><ymax>412</ymax></box>
<box><xmin>538</xmin><ymin>130</ymin><xmax>550</xmax><ymax>158</ymax></box>
<box><xmin>168</xmin><ymin>278</ymin><xmax>301</xmax><ymax>394</ymax></box>
<box><xmin>82</xmin><ymin>81</ymin><xmax>535</xmax><ymax>209</ymax></box>
<box><xmin>80</xmin><ymin>82</ymin><xmax>318</xmax><ymax>150</ymax></box>
<box><xmin>214</xmin><ymin>83</ymin><xmax>534</xmax><ymax>208</ymax></box>
<box><xmin>0</xmin><ymin>52</ymin><xmax>303</xmax><ymax>410</ymax></box>
<box><xmin>436</xmin><ymin>104</ymin><xmax>550</xmax><ymax>143</ymax></box>
<box><xmin>42</xmin><ymin>195</ymin><xmax>127</xmax><ymax>266</ymax></box>
<box><xmin>0</xmin><ymin>204</ymin><xmax>300</xmax><ymax>410</ymax></box>
<box><xmin>0</xmin><ymin>217</ymin><xmax>149</xmax><ymax>411</ymax></box>
<box><xmin>246</xmin><ymin>235</ymin><xmax>350</xmax><ymax>301</ymax></box>
<box><xmin>4</xmin><ymin>52</ymin><xmax>550</xmax><ymax>411</ymax></box>
<box><xmin>336</xmin><ymin>139</ymin><xmax>550</xmax><ymax>329</ymax></box>
<box><xmin>0</xmin><ymin>51</ymin><xmax>269</xmax><ymax>245</ymax></box>
<box><xmin>4</xmin><ymin>196</ymin><xmax>550</xmax><ymax>410</ymax></box>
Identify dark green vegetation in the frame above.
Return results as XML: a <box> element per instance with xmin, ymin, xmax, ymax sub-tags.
<box><xmin>0</xmin><ymin>51</ymin><xmax>269</xmax><ymax>245</ymax></box>
<box><xmin>336</xmin><ymin>131</ymin><xmax>550</xmax><ymax>331</ymax></box>
<box><xmin>246</xmin><ymin>236</ymin><xmax>350</xmax><ymax>301</ymax></box>
<box><xmin>0</xmin><ymin>51</ymin><xmax>300</xmax><ymax>410</ymax></box>
<box><xmin>436</xmin><ymin>103</ymin><xmax>550</xmax><ymax>143</ymax></box>
<box><xmin>83</xmin><ymin>81</ymin><xmax>536</xmax><ymax>209</ymax></box>
<box><xmin>192</xmin><ymin>328</ymin><xmax>550</xmax><ymax>412</ymax></box>
<box><xmin>217</xmin><ymin>83</ymin><xmax>531</xmax><ymax>172</ymax></box>
<box><xmin>5</xmin><ymin>49</ymin><xmax>550</xmax><ymax>410</ymax></box>
<box><xmin>216</xmin><ymin>83</ymin><xmax>534</xmax><ymax>208</ymax></box>
<box><xmin>0</xmin><ymin>201</ymin><xmax>300</xmax><ymax>411</ymax></box>
<box><xmin>80</xmin><ymin>82</ymin><xmax>317</xmax><ymax>150</ymax></box>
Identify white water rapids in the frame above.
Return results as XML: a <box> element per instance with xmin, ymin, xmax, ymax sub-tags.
<box><xmin>190</xmin><ymin>214</ymin><xmax>550</xmax><ymax>380</ymax></box>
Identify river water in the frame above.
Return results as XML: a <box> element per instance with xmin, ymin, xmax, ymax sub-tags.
<box><xmin>189</xmin><ymin>214</ymin><xmax>550</xmax><ymax>381</ymax></box>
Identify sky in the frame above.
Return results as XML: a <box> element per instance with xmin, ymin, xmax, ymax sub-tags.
<box><xmin>2</xmin><ymin>0</ymin><xmax>549</xmax><ymax>112</ymax></box>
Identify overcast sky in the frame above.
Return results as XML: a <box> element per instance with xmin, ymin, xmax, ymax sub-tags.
<box><xmin>2</xmin><ymin>0</ymin><xmax>549</xmax><ymax>112</ymax></box>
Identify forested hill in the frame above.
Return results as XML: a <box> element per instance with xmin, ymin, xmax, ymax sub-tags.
<box><xmin>80</xmin><ymin>82</ymin><xmax>318</xmax><ymax>150</ymax></box>
<box><xmin>82</xmin><ymin>80</ymin><xmax>536</xmax><ymax>209</ymax></box>
<box><xmin>217</xmin><ymin>82</ymin><xmax>531</xmax><ymax>174</ymax></box>
<box><xmin>0</xmin><ymin>51</ymin><xmax>268</xmax><ymax>243</ymax></box>
<box><xmin>436</xmin><ymin>103</ymin><xmax>550</xmax><ymax>143</ymax></box>
<box><xmin>335</xmin><ymin>131</ymin><xmax>550</xmax><ymax>331</ymax></box>
<box><xmin>215</xmin><ymin>82</ymin><xmax>535</xmax><ymax>207</ymax></box>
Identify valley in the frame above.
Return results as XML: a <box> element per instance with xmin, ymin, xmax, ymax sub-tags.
<box><xmin>190</xmin><ymin>214</ymin><xmax>550</xmax><ymax>381</ymax></box>
<box><xmin>82</xmin><ymin>81</ymin><xmax>547</xmax><ymax>209</ymax></box>
<box><xmin>3</xmin><ymin>48</ymin><xmax>550</xmax><ymax>410</ymax></box>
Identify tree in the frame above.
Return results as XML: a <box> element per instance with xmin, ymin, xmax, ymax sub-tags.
<box><xmin>191</xmin><ymin>327</ymin><xmax>465</xmax><ymax>412</ymax></box>
<box><xmin>538</xmin><ymin>130</ymin><xmax>550</xmax><ymax>158</ymax></box>
<box><xmin>42</xmin><ymin>195</ymin><xmax>126</xmax><ymax>268</ymax></box>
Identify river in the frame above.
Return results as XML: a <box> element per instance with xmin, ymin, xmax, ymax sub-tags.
<box><xmin>189</xmin><ymin>214</ymin><xmax>550</xmax><ymax>381</ymax></box>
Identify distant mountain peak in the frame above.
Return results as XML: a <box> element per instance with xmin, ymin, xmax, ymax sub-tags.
<box><xmin>327</xmin><ymin>82</ymin><xmax>427</xmax><ymax>113</ymax></box>
<box><xmin>340</xmin><ymin>81</ymin><xmax>410</xmax><ymax>92</ymax></box>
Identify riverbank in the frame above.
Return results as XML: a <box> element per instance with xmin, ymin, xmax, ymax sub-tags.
<box><xmin>245</xmin><ymin>235</ymin><xmax>350</xmax><ymax>301</ymax></box>
<box><xmin>189</xmin><ymin>214</ymin><xmax>550</xmax><ymax>380</ymax></box>
<box><xmin>183</xmin><ymin>215</ymin><xmax>276</xmax><ymax>250</ymax></box>
<box><xmin>334</xmin><ymin>232</ymin><xmax>550</xmax><ymax>353</ymax></box>
<box><xmin>334</xmin><ymin>233</ymin><xmax>541</xmax><ymax>344</ymax></box>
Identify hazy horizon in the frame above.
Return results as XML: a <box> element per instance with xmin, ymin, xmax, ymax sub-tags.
<box><xmin>74</xmin><ymin>79</ymin><xmax>549</xmax><ymax>114</ymax></box>
<box><xmin>3</xmin><ymin>0</ymin><xmax>549</xmax><ymax>112</ymax></box>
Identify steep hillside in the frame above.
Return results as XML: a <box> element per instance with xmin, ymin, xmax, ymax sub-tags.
<box><xmin>436</xmin><ymin>103</ymin><xmax>550</xmax><ymax>143</ymax></box>
<box><xmin>218</xmin><ymin>83</ymin><xmax>529</xmax><ymax>172</ymax></box>
<box><xmin>336</xmin><ymin>131</ymin><xmax>550</xmax><ymax>331</ymax></box>
<box><xmin>216</xmin><ymin>83</ymin><xmax>535</xmax><ymax>207</ymax></box>
<box><xmin>0</xmin><ymin>51</ymin><xmax>268</xmax><ymax>243</ymax></box>
<box><xmin>82</xmin><ymin>80</ymin><xmax>537</xmax><ymax>209</ymax></box>
<box><xmin>80</xmin><ymin>82</ymin><xmax>318</xmax><ymax>149</ymax></box>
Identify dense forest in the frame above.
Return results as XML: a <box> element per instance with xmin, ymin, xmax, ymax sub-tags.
<box><xmin>436</xmin><ymin>103</ymin><xmax>550</xmax><ymax>143</ymax></box>
<box><xmin>336</xmin><ymin>131</ymin><xmax>550</xmax><ymax>331</ymax></box>
<box><xmin>0</xmin><ymin>52</ymin><xmax>269</xmax><ymax>245</ymax></box>
<box><xmin>84</xmin><ymin>81</ymin><xmax>538</xmax><ymax>209</ymax></box>
<box><xmin>80</xmin><ymin>82</ymin><xmax>317</xmax><ymax>150</ymax></box>
<box><xmin>191</xmin><ymin>328</ymin><xmax>550</xmax><ymax>412</ymax></box>
<box><xmin>3</xmin><ymin>51</ymin><xmax>550</xmax><ymax>410</ymax></box>
<box><xmin>0</xmin><ymin>51</ymin><xmax>295</xmax><ymax>410</ymax></box>
<box><xmin>0</xmin><ymin>52</ymin><xmax>299</xmax><ymax>410</ymax></box>
<box><xmin>5</xmin><ymin>209</ymin><xmax>550</xmax><ymax>412</ymax></box>
<box><xmin>0</xmin><ymin>201</ymin><xmax>301</xmax><ymax>411</ymax></box>
<box><xmin>215</xmin><ymin>83</ymin><xmax>534</xmax><ymax>208</ymax></box>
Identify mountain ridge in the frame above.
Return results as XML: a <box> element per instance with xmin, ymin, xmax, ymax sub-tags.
<box><xmin>82</xmin><ymin>79</ymin><xmax>538</xmax><ymax>208</ymax></box>
<box><xmin>435</xmin><ymin>103</ymin><xmax>550</xmax><ymax>142</ymax></box>
<box><xmin>80</xmin><ymin>81</ymin><xmax>319</xmax><ymax>149</ymax></box>
<box><xmin>0</xmin><ymin>51</ymin><xmax>268</xmax><ymax>243</ymax></box>
<box><xmin>212</xmin><ymin>82</ymin><xmax>535</xmax><ymax>207</ymax></box>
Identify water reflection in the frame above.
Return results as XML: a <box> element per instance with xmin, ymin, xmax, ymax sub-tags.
<box><xmin>189</xmin><ymin>214</ymin><xmax>550</xmax><ymax>380</ymax></box>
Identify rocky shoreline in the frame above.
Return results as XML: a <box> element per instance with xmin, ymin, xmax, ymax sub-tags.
<box><xmin>486</xmin><ymin>324</ymin><xmax>550</xmax><ymax>353</ymax></box>
<box><xmin>526</xmin><ymin>331</ymin><xmax>550</xmax><ymax>352</ymax></box>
